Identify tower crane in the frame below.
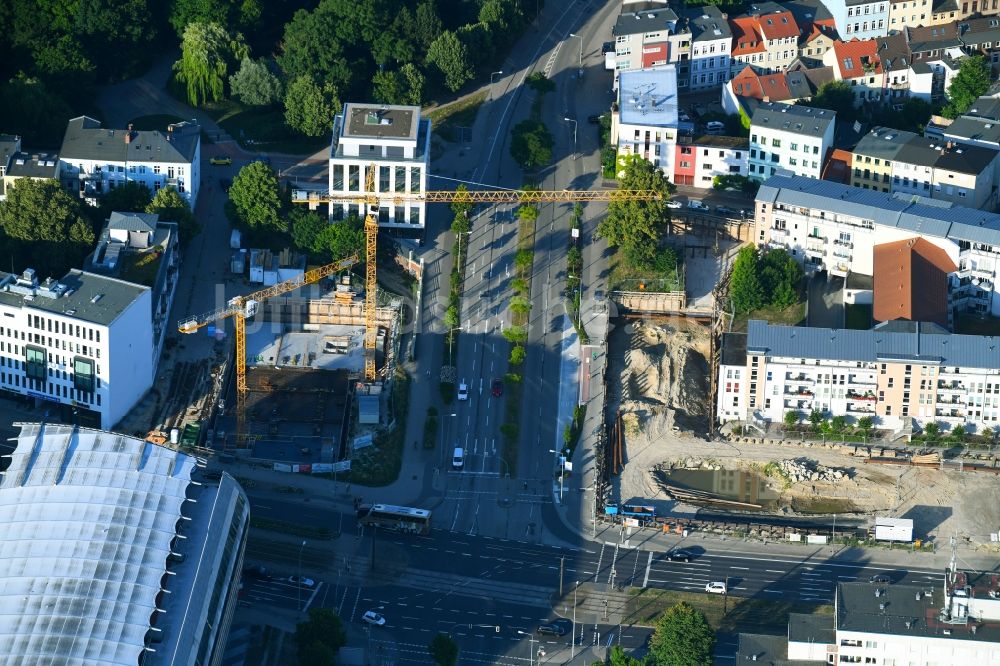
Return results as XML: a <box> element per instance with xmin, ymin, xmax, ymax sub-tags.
<box><xmin>178</xmin><ymin>254</ymin><xmax>359</xmax><ymax>444</ymax></box>
<box><xmin>293</xmin><ymin>172</ymin><xmax>664</xmax><ymax>381</ymax></box>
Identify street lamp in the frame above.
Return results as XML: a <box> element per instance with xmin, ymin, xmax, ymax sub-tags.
<box><xmin>549</xmin><ymin>448</ymin><xmax>569</xmax><ymax>501</ymax></box>
<box><xmin>447</xmin><ymin>326</ymin><xmax>463</xmax><ymax>366</ymax></box>
<box><xmin>297</xmin><ymin>539</ymin><xmax>307</xmax><ymax>611</ymax></box>
<box><xmin>563</xmin><ymin>117</ymin><xmax>578</xmax><ymax>158</ymax></box>
<box><xmin>571</xmin><ymin>581</ymin><xmax>579</xmax><ymax>659</ymax></box>
<box><xmin>516</xmin><ymin>630</ymin><xmax>537</xmax><ymax>666</ymax></box>
<box><xmin>569</xmin><ymin>33</ymin><xmax>583</xmax><ymax>69</ymax></box>
<box><xmin>489</xmin><ymin>70</ymin><xmax>504</xmax><ymax>101</ymax></box>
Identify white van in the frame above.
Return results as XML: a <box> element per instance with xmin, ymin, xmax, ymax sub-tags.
<box><xmin>705</xmin><ymin>121</ymin><xmax>725</xmax><ymax>134</ymax></box>
<box><xmin>452</xmin><ymin>447</ymin><xmax>465</xmax><ymax>469</ymax></box>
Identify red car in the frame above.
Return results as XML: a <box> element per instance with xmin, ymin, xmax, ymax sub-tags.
<box><xmin>491</xmin><ymin>378</ymin><xmax>503</xmax><ymax>397</ymax></box>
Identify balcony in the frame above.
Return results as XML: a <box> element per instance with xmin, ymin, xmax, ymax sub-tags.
<box><xmin>846</xmin><ymin>404</ymin><xmax>875</xmax><ymax>414</ymax></box>
<box><xmin>935</xmin><ymin>409</ymin><xmax>964</xmax><ymax>419</ymax></box>
<box><xmin>806</xmin><ymin>242</ymin><xmax>826</xmax><ymax>256</ymax></box>
<box><xmin>784</xmin><ymin>388</ymin><xmax>814</xmax><ymax>397</ymax></box>
<box><xmin>848</xmin><ymin>376</ymin><xmax>877</xmax><ymax>387</ymax></box>
<box><xmin>937</xmin><ymin>382</ymin><xmax>966</xmax><ymax>393</ymax></box>
<box><xmin>833</xmin><ymin>238</ymin><xmax>853</xmax><ymax>249</ymax></box>
<box><xmin>832</xmin><ymin>249</ymin><xmax>853</xmax><ymax>260</ymax></box>
<box><xmin>785</xmin><ymin>374</ymin><xmax>815</xmax><ymax>384</ymax></box>
<box><xmin>771</xmin><ymin>227</ymin><xmax>789</xmax><ymax>238</ymax></box>
<box><xmin>846</xmin><ymin>391</ymin><xmax>877</xmax><ymax>402</ymax></box>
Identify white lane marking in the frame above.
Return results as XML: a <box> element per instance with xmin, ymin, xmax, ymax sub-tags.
<box><xmin>642</xmin><ymin>551</ymin><xmax>652</xmax><ymax>588</ymax></box>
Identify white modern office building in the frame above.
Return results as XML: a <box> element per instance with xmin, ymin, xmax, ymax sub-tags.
<box><xmin>748</xmin><ymin>103</ymin><xmax>836</xmax><ymax>181</ymax></box>
<box><xmin>611</xmin><ymin>65</ymin><xmax>683</xmax><ymax>176</ymax></box>
<box><xmin>0</xmin><ymin>268</ymin><xmax>154</xmax><ymax>429</ymax></box>
<box><xmin>59</xmin><ymin>116</ymin><xmax>201</xmax><ymax>208</ymax></box>
<box><xmin>0</xmin><ymin>423</ymin><xmax>250</xmax><ymax>666</ymax></box>
<box><xmin>328</xmin><ymin>103</ymin><xmax>431</xmax><ymax>232</ymax></box>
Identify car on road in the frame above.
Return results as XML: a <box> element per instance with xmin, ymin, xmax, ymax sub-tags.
<box><xmin>243</xmin><ymin>565</ymin><xmax>273</xmax><ymax>580</ymax></box>
<box><xmin>665</xmin><ymin>549</ymin><xmax>695</xmax><ymax>562</ymax></box>
<box><xmin>288</xmin><ymin>576</ymin><xmax>315</xmax><ymax>587</ymax></box>
<box><xmin>457</xmin><ymin>381</ymin><xmax>469</xmax><ymax>401</ymax></box>
<box><xmin>587</xmin><ymin>114</ymin><xmax>602</xmax><ymax>124</ymax></box>
<box><xmin>666</xmin><ymin>200</ymin><xmax>683</xmax><ymax>209</ymax></box>
<box><xmin>705</xmin><ymin>581</ymin><xmax>727</xmax><ymax>594</ymax></box>
<box><xmin>687</xmin><ymin>199</ymin><xmax>710</xmax><ymax>211</ymax></box>
<box><xmin>714</xmin><ymin>206</ymin><xmax>736</xmax><ymax>216</ymax></box>
<box><xmin>492</xmin><ymin>378</ymin><xmax>503</xmax><ymax>397</ymax></box>
<box><xmin>209</xmin><ymin>156</ymin><xmax>232</xmax><ymax>166</ymax></box>
<box><xmin>452</xmin><ymin>447</ymin><xmax>465</xmax><ymax>470</ymax></box>
<box><xmin>362</xmin><ymin>611</ymin><xmax>387</xmax><ymax>626</ymax></box>
<box><xmin>536</xmin><ymin>619</ymin><xmax>572</xmax><ymax>636</ymax></box>
<box><xmin>869</xmin><ymin>574</ymin><xmax>890</xmax><ymax>584</ymax></box>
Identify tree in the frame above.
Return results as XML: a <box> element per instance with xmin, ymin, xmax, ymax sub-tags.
<box><xmin>295</xmin><ymin>608</ymin><xmax>345</xmax><ymax>666</ymax></box>
<box><xmin>372</xmin><ymin>69</ymin><xmax>406</xmax><ymax>105</ymax></box>
<box><xmin>608</xmin><ymin>645</ymin><xmax>644</xmax><ymax>666</ymax></box>
<box><xmin>450</xmin><ymin>184</ymin><xmax>474</xmax><ymax>231</ymax></box>
<box><xmin>950</xmin><ymin>424</ymin><xmax>967</xmax><ymax>441</ymax></box>
<box><xmin>784</xmin><ymin>410</ymin><xmax>800</xmax><ymax>428</ymax></box>
<box><xmin>0</xmin><ymin>179</ymin><xmax>94</xmax><ymax>278</ymax></box>
<box><xmin>229</xmin><ymin>161</ymin><xmax>284</xmax><ymax>232</ymax></box>
<box><xmin>649</xmin><ymin>602</ymin><xmax>715</xmax><ymax>666</ymax></box>
<box><xmin>943</xmin><ymin>55</ymin><xmax>991</xmax><ymax>118</ymax></box>
<box><xmin>228</xmin><ymin>57</ymin><xmax>283</xmax><ymax>106</ymax></box>
<box><xmin>277</xmin><ymin>5</ymin><xmax>353</xmax><ymax>92</ymax></box>
<box><xmin>808</xmin><ymin>409</ymin><xmax>825</xmax><ymax>429</ymax></box>
<box><xmin>428</xmin><ymin>633</ymin><xmax>459</xmax><ymax>666</ymax></box>
<box><xmin>427</xmin><ymin>30</ymin><xmax>474</xmax><ymax>92</ymax></box>
<box><xmin>173</xmin><ymin>21</ymin><xmax>247</xmax><ymax>106</ymax></box>
<box><xmin>729</xmin><ymin>246</ymin><xmax>764</xmax><ymax>314</ymax></box>
<box><xmin>146</xmin><ymin>186</ymin><xmax>200</xmax><ymax>242</ymax></box>
<box><xmin>857</xmin><ymin>416</ymin><xmax>874</xmax><ymax>433</ymax></box>
<box><xmin>509</xmin><ymin>119</ymin><xmax>554</xmax><ymax>171</ymax></box>
<box><xmin>923</xmin><ymin>421</ymin><xmax>940</xmax><ymax>440</ymax></box>
<box><xmin>830</xmin><ymin>415</ymin><xmax>847</xmax><ymax>434</ymax></box>
<box><xmin>168</xmin><ymin>0</ymin><xmax>260</xmax><ymax>37</ymax></box>
<box><xmin>799</xmin><ymin>80</ymin><xmax>856</xmax><ymax>123</ymax></box>
<box><xmin>314</xmin><ymin>216</ymin><xmax>365</xmax><ymax>260</ymax></box>
<box><xmin>75</xmin><ymin>0</ymin><xmax>158</xmax><ymax>80</ymax></box>
<box><xmin>400</xmin><ymin>63</ymin><xmax>426</xmax><ymax>106</ymax></box>
<box><xmin>759</xmin><ymin>248</ymin><xmax>803</xmax><ymax>309</ymax></box>
<box><xmin>414</xmin><ymin>0</ymin><xmax>444</xmax><ymax>49</ymax></box>
<box><xmin>0</xmin><ymin>74</ymin><xmax>74</xmax><ymax>146</ymax></box>
<box><xmin>509</xmin><ymin>345</ymin><xmax>526</xmax><ymax>365</ymax></box>
<box><xmin>100</xmin><ymin>182</ymin><xmax>152</xmax><ymax>216</ymax></box>
<box><xmin>289</xmin><ymin>208</ymin><xmax>328</xmax><ymax>254</ymax></box>
<box><xmin>597</xmin><ymin>156</ymin><xmax>671</xmax><ymax>269</ymax></box>
<box><xmin>284</xmin><ymin>76</ymin><xmax>341</xmax><ymax>137</ymax></box>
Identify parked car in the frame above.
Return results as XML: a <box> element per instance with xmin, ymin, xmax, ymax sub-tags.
<box><xmin>679</xmin><ymin>112</ymin><xmax>692</xmax><ymax>123</ymax></box>
<box><xmin>209</xmin><ymin>156</ymin><xmax>232</xmax><ymax>166</ymax></box>
<box><xmin>492</xmin><ymin>378</ymin><xmax>504</xmax><ymax>397</ymax></box>
<box><xmin>452</xmin><ymin>447</ymin><xmax>465</xmax><ymax>470</ymax></box>
<box><xmin>362</xmin><ymin>611</ymin><xmax>387</xmax><ymax>626</ymax></box>
<box><xmin>288</xmin><ymin>576</ymin><xmax>315</xmax><ymax>588</ymax></box>
<box><xmin>666</xmin><ymin>200</ymin><xmax>683</xmax><ymax>209</ymax></box>
<box><xmin>457</xmin><ymin>381</ymin><xmax>469</xmax><ymax>401</ymax></box>
<box><xmin>587</xmin><ymin>114</ymin><xmax>602</xmax><ymax>124</ymax></box>
<box><xmin>666</xmin><ymin>549</ymin><xmax>694</xmax><ymax>562</ymax></box>
<box><xmin>714</xmin><ymin>206</ymin><xmax>736</xmax><ymax>216</ymax></box>
<box><xmin>869</xmin><ymin>574</ymin><xmax>890</xmax><ymax>584</ymax></box>
<box><xmin>705</xmin><ymin>581</ymin><xmax>727</xmax><ymax>594</ymax></box>
<box><xmin>688</xmin><ymin>199</ymin><xmax>709</xmax><ymax>211</ymax></box>
<box><xmin>243</xmin><ymin>565</ymin><xmax>273</xmax><ymax>580</ymax></box>
<box><xmin>705</xmin><ymin>121</ymin><xmax>725</xmax><ymax>134</ymax></box>
<box><xmin>536</xmin><ymin>619</ymin><xmax>572</xmax><ymax>636</ymax></box>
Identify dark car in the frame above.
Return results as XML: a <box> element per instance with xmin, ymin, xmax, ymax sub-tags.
<box><xmin>869</xmin><ymin>574</ymin><xmax>890</xmax><ymax>584</ymax></box>
<box><xmin>536</xmin><ymin>618</ymin><xmax>572</xmax><ymax>636</ymax></box>
<box><xmin>492</xmin><ymin>378</ymin><xmax>503</xmax><ymax>397</ymax></box>
<box><xmin>243</xmin><ymin>565</ymin><xmax>272</xmax><ymax>580</ymax></box>
<box><xmin>666</xmin><ymin>549</ymin><xmax>694</xmax><ymax>562</ymax></box>
<box><xmin>587</xmin><ymin>114</ymin><xmax>602</xmax><ymax>124</ymax></box>
<box><xmin>714</xmin><ymin>206</ymin><xmax>736</xmax><ymax>216</ymax></box>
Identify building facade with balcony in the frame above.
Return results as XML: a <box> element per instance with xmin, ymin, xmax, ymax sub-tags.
<box><xmin>748</xmin><ymin>103</ymin><xmax>836</xmax><ymax>181</ymax></box>
<box><xmin>58</xmin><ymin>117</ymin><xmax>200</xmax><ymax>208</ymax></box>
<box><xmin>755</xmin><ymin>173</ymin><xmax>1000</xmax><ymax>315</ymax></box>
<box><xmin>717</xmin><ymin>319</ymin><xmax>1000</xmax><ymax>431</ymax></box>
<box><xmin>328</xmin><ymin>103</ymin><xmax>430</xmax><ymax>233</ymax></box>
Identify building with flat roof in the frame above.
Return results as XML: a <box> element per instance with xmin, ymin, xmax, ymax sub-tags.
<box><xmin>59</xmin><ymin>116</ymin><xmax>201</xmax><ymax>208</ymax></box>
<box><xmin>328</xmin><ymin>103</ymin><xmax>430</xmax><ymax>233</ymax></box>
<box><xmin>0</xmin><ymin>268</ymin><xmax>154</xmax><ymax>429</ymax></box>
<box><xmin>0</xmin><ymin>422</ymin><xmax>249</xmax><ymax>666</ymax></box>
<box><xmin>717</xmin><ymin>319</ymin><xmax>1000</xmax><ymax>431</ymax></box>
<box><xmin>612</xmin><ymin>66</ymin><xmax>683</xmax><ymax>176</ymax></box>
<box><xmin>749</xmin><ymin>103</ymin><xmax>836</xmax><ymax>180</ymax></box>
<box><xmin>756</xmin><ymin>173</ymin><xmax>1000</xmax><ymax>315</ymax></box>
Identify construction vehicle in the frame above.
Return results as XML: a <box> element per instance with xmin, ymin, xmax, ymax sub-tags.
<box><xmin>178</xmin><ymin>254</ymin><xmax>358</xmax><ymax>444</ymax></box>
<box><xmin>293</xmin><ymin>169</ymin><xmax>663</xmax><ymax>381</ymax></box>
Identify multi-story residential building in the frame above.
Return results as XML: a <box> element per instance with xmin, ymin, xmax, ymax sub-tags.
<box><xmin>611</xmin><ymin>5</ymin><xmax>684</xmax><ymax>79</ymax></box>
<box><xmin>889</xmin><ymin>0</ymin><xmax>935</xmax><ymax>29</ymax></box>
<box><xmin>0</xmin><ymin>268</ymin><xmax>153</xmax><ymax>429</ymax></box>
<box><xmin>0</xmin><ymin>134</ymin><xmax>61</xmax><ymax>201</ymax></box>
<box><xmin>823</xmin><ymin>38</ymin><xmax>885</xmax><ymax>103</ymax></box>
<box><xmin>684</xmin><ymin>6</ymin><xmax>732</xmax><ymax>90</ymax></box>
<box><xmin>907</xmin><ymin>22</ymin><xmax>961</xmax><ymax>62</ymax></box>
<box><xmin>928</xmin><ymin>0</ymin><xmax>961</xmax><ymax>24</ymax></box>
<box><xmin>59</xmin><ymin>116</ymin><xmax>200</xmax><ymax>208</ymax></box>
<box><xmin>0</xmin><ymin>422</ymin><xmax>249</xmax><ymax>666</ymax></box>
<box><xmin>909</xmin><ymin>57</ymin><xmax>960</xmax><ymax>103</ymax></box>
<box><xmin>799</xmin><ymin>22</ymin><xmax>839</xmax><ymax>64</ymax></box>
<box><xmin>327</xmin><ymin>103</ymin><xmax>430</xmax><ymax>233</ymax></box>
<box><xmin>729</xmin><ymin>4</ymin><xmax>801</xmax><ymax>75</ymax></box>
<box><xmin>729</xmin><ymin>15</ymin><xmax>768</xmax><ymax>74</ymax></box>
<box><xmin>957</xmin><ymin>14</ymin><xmax>1000</xmax><ymax>65</ymax></box>
<box><xmin>822</xmin><ymin>0</ymin><xmax>890</xmax><ymax>39</ymax></box>
<box><xmin>877</xmin><ymin>32</ymin><xmax>913</xmax><ymax>102</ymax></box>
<box><xmin>735</xmin><ymin>575</ymin><xmax>1000</xmax><ymax>664</ymax></box>
<box><xmin>748</xmin><ymin>103</ymin><xmax>836</xmax><ymax>181</ymax></box>
<box><xmin>674</xmin><ymin>135</ymin><xmax>749</xmax><ymax>186</ymax></box>
<box><xmin>722</xmin><ymin>66</ymin><xmax>815</xmax><ymax>115</ymax></box>
<box><xmin>755</xmin><ymin>173</ymin><xmax>1000</xmax><ymax>314</ymax></box>
<box><xmin>611</xmin><ymin>66</ymin><xmax>682</xmax><ymax>176</ymax></box>
<box><xmin>937</xmin><ymin>96</ymin><xmax>1000</xmax><ymax>150</ymax></box>
<box><xmin>86</xmin><ymin>211</ymin><xmax>179</xmax><ymax>369</ymax></box>
<box><xmin>719</xmin><ymin>319</ymin><xmax>1000</xmax><ymax>430</ymax></box>
<box><xmin>850</xmin><ymin>126</ymin><xmax>915</xmax><ymax>192</ymax></box>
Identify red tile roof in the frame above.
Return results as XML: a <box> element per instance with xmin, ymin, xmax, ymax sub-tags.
<box><xmin>873</xmin><ymin>238</ymin><xmax>956</xmax><ymax>327</ymax></box>
<box><xmin>822</xmin><ymin>148</ymin><xmax>853</xmax><ymax>184</ymax></box>
<box><xmin>730</xmin><ymin>16</ymin><xmax>766</xmax><ymax>55</ymax></box>
<box><xmin>831</xmin><ymin>38</ymin><xmax>883</xmax><ymax>79</ymax></box>
<box><xmin>803</xmin><ymin>22</ymin><xmax>838</xmax><ymax>44</ymax></box>
<box><xmin>757</xmin><ymin>10</ymin><xmax>799</xmax><ymax>40</ymax></box>
<box><xmin>730</xmin><ymin>66</ymin><xmax>800</xmax><ymax>102</ymax></box>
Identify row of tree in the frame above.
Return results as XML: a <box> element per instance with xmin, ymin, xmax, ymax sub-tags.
<box><xmin>0</xmin><ymin>178</ymin><xmax>195</xmax><ymax>279</ymax></box>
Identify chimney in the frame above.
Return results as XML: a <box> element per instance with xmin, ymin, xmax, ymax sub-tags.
<box><xmin>125</xmin><ymin>123</ymin><xmax>133</xmax><ymax>144</ymax></box>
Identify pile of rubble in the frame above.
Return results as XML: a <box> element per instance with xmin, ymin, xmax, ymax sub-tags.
<box><xmin>775</xmin><ymin>458</ymin><xmax>849</xmax><ymax>484</ymax></box>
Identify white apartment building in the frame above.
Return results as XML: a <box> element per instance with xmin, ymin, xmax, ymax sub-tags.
<box><xmin>328</xmin><ymin>103</ymin><xmax>430</xmax><ymax>233</ymax></box>
<box><xmin>821</xmin><ymin>0</ymin><xmax>890</xmax><ymax>40</ymax></box>
<box><xmin>673</xmin><ymin>135</ymin><xmax>749</xmax><ymax>187</ymax></box>
<box><xmin>611</xmin><ymin>5</ymin><xmax>686</xmax><ymax>86</ymax></box>
<box><xmin>611</xmin><ymin>66</ymin><xmax>682</xmax><ymax>177</ymax></box>
<box><xmin>737</xmin><ymin>575</ymin><xmax>1000</xmax><ymax>665</ymax></box>
<box><xmin>685</xmin><ymin>6</ymin><xmax>732</xmax><ymax>90</ymax></box>
<box><xmin>748</xmin><ymin>103</ymin><xmax>836</xmax><ymax>181</ymax></box>
<box><xmin>756</xmin><ymin>173</ymin><xmax>1000</xmax><ymax>315</ymax></box>
<box><xmin>0</xmin><ymin>268</ymin><xmax>153</xmax><ymax>429</ymax></box>
<box><xmin>59</xmin><ymin>116</ymin><xmax>201</xmax><ymax>208</ymax></box>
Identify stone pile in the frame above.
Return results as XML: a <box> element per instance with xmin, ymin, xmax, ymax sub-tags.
<box><xmin>776</xmin><ymin>458</ymin><xmax>848</xmax><ymax>483</ymax></box>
